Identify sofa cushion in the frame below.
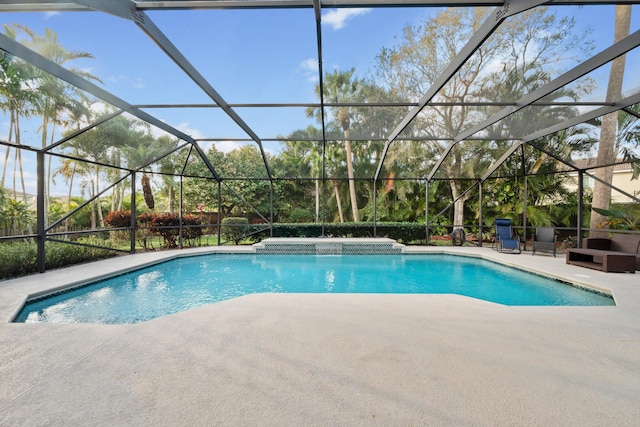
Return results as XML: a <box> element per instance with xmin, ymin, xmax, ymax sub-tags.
<box><xmin>609</xmin><ymin>234</ymin><xmax>640</xmax><ymax>254</ymax></box>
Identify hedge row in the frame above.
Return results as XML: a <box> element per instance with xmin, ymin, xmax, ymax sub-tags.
<box><xmin>0</xmin><ymin>239</ymin><xmax>117</xmax><ymax>280</ymax></box>
<box><xmin>269</xmin><ymin>222</ymin><xmax>427</xmax><ymax>244</ymax></box>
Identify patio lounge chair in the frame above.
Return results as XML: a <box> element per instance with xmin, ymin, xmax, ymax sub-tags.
<box><xmin>493</xmin><ymin>218</ymin><xmax>521</xmax><ymax>253</ymax></box>
<box><xmin>532</xmin><ymin>227</ymin><xmax>557</xmax><ymax>257</ymax></box>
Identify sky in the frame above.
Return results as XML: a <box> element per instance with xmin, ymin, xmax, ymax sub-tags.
<box><xmin>0</xmin><ymin>3</ymin><xmax>639</xmax><ymax>196</ymax></box>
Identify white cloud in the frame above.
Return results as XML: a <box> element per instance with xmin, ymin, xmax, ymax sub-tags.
<box><xmin>298</xmin><ymin>58</ymin><xmax>319</xmax><ymax>83</ymax></box>
<box><xmin>146</xmin><ymin>121</ymin><xmax>206</xmax><ymax>141</ymax></box>
<box><xmin>106</xmin><ymin>75</ymin><xmax>144</xmax><ymax>89</ymax></box>
<box><xmin>193</xmin><ymin>140</ymin><xmax>240</xmax><ymax>154</ymax></box>
<box><xmin>214</xmin><ymin>140</ymin><xmax>244</xmax><ymax>153</ymax></box>
<box><xmin>322</xmin><ymin>8</ymin><xmax>371</xmax><ymax>30</ymax></box>
<box><xmin>299</xmin><ymin>58</ymin><xmax>318</xmax><ymax>72</ymax></box>
<box><xmin>175</xmin><ymin>122</ymin><xmax>206</xmax><ymax>140</ymax></box>
<box><xmin>198</xmin><ymin>140</ymin><xmax>277</xmax><ymax>156</ymax></box>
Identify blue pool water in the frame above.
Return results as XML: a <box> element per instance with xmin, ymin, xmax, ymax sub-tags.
<box><xmin>16</xmin><ymin>254</ymin><xmax>614</xmax><ymax>324</ymax></box>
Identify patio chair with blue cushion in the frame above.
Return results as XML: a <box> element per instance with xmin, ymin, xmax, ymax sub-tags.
<box><xmin>492</xmin><ymin>218</ymin><xmax>521</xmax><ymax>253</ymax></box>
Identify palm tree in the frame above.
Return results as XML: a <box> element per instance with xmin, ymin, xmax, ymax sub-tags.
<box><xmin>12</xmin><ymin>24</ymin><xmax>100</xmax><ymax>221</ymax></box>
<box><xmin>616</xmin><ymin>104</ymin><xmax>640</xmax><ymax>176</ymax></box>
<box><xmin>307</xmin><ymin>146</ymin><xmax>323</xmax><ymax>222</ymax></box>
<box><xmin>3</xmin><ymin>198</ymin><xmax>34</xmax><ymax>236</ymax></box>
<box><xmin>156</xmin><ymin>135</ymin><xmax>181</xmax><ymax>214</ymax></box>
<box><xmin>325</xmin><ymin>142</ymin><xmax>346</xmax><ymax>223</ymax></box>
<box><xmin>0</xmin><ymin>26</ymin><xmax>39</xmax><ymax>202</ymax></box>
<box><xmin>122</xmin><ymin>141</ymin><xmax>168</xmax><ymax>211</ymax></box>
<box><xmin>590</xmin><ymin>5</ymin><xmax>633</xmax><ymax>234</ymax></box>
<box><xmin>308</xmin><ymin>68</ymin><xmax>362</xmax><ymax>222</ymax></box>
<box><xmin>288</xmin><ymin>125</ymin><xmax>324</xmax><ymax>222</ymax></box>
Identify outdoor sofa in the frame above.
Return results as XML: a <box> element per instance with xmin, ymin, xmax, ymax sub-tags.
<box><xmin>566</xmin><ymin>233</ymin><xmax>640</xmax><ymax>273</ymax></box>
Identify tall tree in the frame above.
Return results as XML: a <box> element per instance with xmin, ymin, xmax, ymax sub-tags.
<box><xmin>589</xmin><ymin>5</ymin><xmax>632</xmax><ymax>234</ymax></box>
<box><xmin>308</xmin><ymin>68</ymin><xmax>362</xmax><ymax>222</ymax></box>
<box><xmin>9</xmin><ymin>24</ymin><xmax>99</xmax><ymax>220</ymax></box>
<box><xmin>121</xmin><ymin>132</ymin><xmax>169</xmax><ymax>212</ymax></box>
<box><xmin>61</xmin><ymin>112</ymin><xmax>136</xmax><ymax>227</ymax></box>
<box><xmin>276</xmin><ymin>126</ymin><xmax>321</xmax><ymax>221</ymax></box>
<box><xmin>155</xmin><ymin>135</ymin><xmax>181</xmax><ymax>214</ymax></box>
<box><xmin>0</xmin><ymin>26</ymin><xmax>39</xmax><ymax>202</ymax></box>
<box><xmin>375</xmin><ymin>6</ymin><xmax>592</xmax><ymax>228</ymax></box>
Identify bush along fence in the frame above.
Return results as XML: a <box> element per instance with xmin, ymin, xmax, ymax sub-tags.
<box><xmin>0</xmin><ymin>239</ymin><xmax>117</xmax><ymax>281</ymax></box>
<box><xmin>104</xmin><ymin>210</ymin><xmax>205</xmax><ymax>250</ymax></box>
<box><xmin>107</xmin><ymin>215</ymin><xmax>430</xmax><ymax>247</ymax></box>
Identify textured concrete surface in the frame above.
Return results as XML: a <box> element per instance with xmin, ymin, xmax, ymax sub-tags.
<box><xmin>1</xmin><ymin>245</ymin><xmax>639</xmax><ymax>426</ymax></box>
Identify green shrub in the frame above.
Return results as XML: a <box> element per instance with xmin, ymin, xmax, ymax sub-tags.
<box><xmin>0</xmin><ymin>238</ymin><xmax>117</xmax><ymax>280</ymax></box>
<box><xmin>105</xmin><ymin>211</ymin><xmax>203</xmax><ymax>250</ymax></box>
<box><xmin>0</xmin><ymin>241</ymin><xmax>37</xmax><ymax>279</ymax></box>
<box><xmin>270</xmin><ymin>222</ymin><xmax>426</xmax><ymax>243</ymax></box>
<box><xmin>135</xmin><ymin>213</ymin><xmax>156</xmax><ymax>250</ymax></box>
<box><xmin>182</xmin><ymin>215</ymin><xmax>204</xmax><ymax>246</ymax></box>
<box><xmin>45</xmin><ymin>238</ymin><xmax>116</xmax><ymax>270</ymax></box>
<box><xmin>149</xmin><ymin>213</ymin><xmax>181</xmax><ymax>249</ymax></box>
<box><xmin>221</xmin><ymin>217</ymin><xmax>249</xmax><ymax>244</ymax></box>
<box><xmin>288</xmin><ymin>208</ymin><xmax>314</xmax><ymax>223</ymax></box>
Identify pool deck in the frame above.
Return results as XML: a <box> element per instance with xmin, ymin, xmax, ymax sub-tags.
<box><xmin>1</xmin><ymin>244</ymin><xmax>639</xmax><ymax>426</ymax></box>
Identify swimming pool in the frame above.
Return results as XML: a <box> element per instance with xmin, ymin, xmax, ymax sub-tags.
<box><xmin>15</xmin><ymin>254</ymin><xmax>614</xmax><ymax>324</ymax></box>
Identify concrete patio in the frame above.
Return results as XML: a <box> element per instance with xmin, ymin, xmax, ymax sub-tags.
<box><xmin>1</xmin><ymin>245</ymin><xmax>639</xmax><ymax>426</ymax></box>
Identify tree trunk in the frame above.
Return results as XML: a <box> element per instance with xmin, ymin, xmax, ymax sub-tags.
<box><xmin>344</xmin><ymin>128</ymin><xmax>359</xmax><ymax>222</ymax></box>
<box><xmin>448</xmin><ymin>144</ymin><xmax>467</xmax><ymax>229</ymax></box>
<box><xmin>315</xmin><ymin>179</ymin><xmax>320</xmax><ymax>222</ymax></box>
<box><xmin>90</xmin><ymin>179</ymin><xmax>96</xmax><ymax>229</ymax></box>
<box><xmin>1</xmin><ymin>110</ymin><xmax>15</xmax><ymax>188</ymax></box>
<box><xmin>16</xmin><ymin>147</ymin><xmax>27</xmax><ymax>204</ymax></box>
<box><xmin>1</xmin><ymin>146</ymin><xmax>10</xmax><ymax>189</ymax></box>
<box><xmin>168</xmin><ymin>184</ymin><xmax>175</xmax><ymax>214</ymax></box>
<box><xmin>65</xmin><ymin>162</ymin><xmax>76</xmax><ymax>232</ymax></box>
<box><xmin>589</xmin><ymin>5</ymin><xmax>631</xmax><ymax>236</ymax></box>
<box><xmin>95</xmin><ymin>165</ymin><xmax>104</xmax><ymax>228</ymax></box>
<box><xmin>449</xmin><ymin>180</ymin><xmax>468</xmax><ymax>228</ymax></box>
<box><xmin>111</xmin><ymin>184</ymin><xmax>116</xmax><ymax>212</ymax></box>
<box><xmin>332</xmin><ymin>179</ymin><xmax>344</xmax><ymax>223</ymax></box>
<box><xmin>12</xmin><ymin>147</ymin><xmax>18</xmax><ymax>200</ymax></box>
<box><xmin>12</xmin><ymin>115</ymin><xmax>27</xmax><ymax>203</ymax></box>
<box><xmin>141</xmin><ymin>173</ymin><xmax>155</xmax><ymax>211</ymax></box>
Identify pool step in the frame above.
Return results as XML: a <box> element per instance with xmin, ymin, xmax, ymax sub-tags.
<box><xmin>254</xmin><ymin>237</ymin><xmax>404</xmax><ymax>255</ymax></box>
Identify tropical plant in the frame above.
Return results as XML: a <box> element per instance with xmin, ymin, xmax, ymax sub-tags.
<box><xmin>0</xmin><ymin>25</ymin><xmax>39</xmax><ymax>203</ymax></box>
<box><xmin>308</xmin><ymin>68</ymin><xmax>363</xmax><ymax>222</ymax></box>
<box><xmin>12</xmin><ymin>24</ymin><xmax>98</xmax><ymax>221</ymax></box>
<box><xmin>375</xmin><ymin>6</ymin><xmax>593</xmax><ymax>229</ymax></box>
<box><xmin>592</xmin><ymin>206</ymin><xmax>640</xmax><ymax>231</ymax></box>
<box><xmin>1</xmin><ymin>198</ymin><xmax>34</xmax><ymax>236</ymax></box>
<box><xmin>590</xmin><ymin>5</ymin><xmax>632</xmax><ymax>234</ymax></box>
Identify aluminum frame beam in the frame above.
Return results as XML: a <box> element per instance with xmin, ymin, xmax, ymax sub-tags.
<box><xmin>480</xmin><ymin>141</ymin><xmax>524</xmax><ymax>181</ymax></box>
<box><xmin>426</xmin><ymin>28</ymin><xmax>640</xmax><ymax>181</ymax></box>
<box><xmin>0</xmin><ymin>32</ymin><xmax>222</xmax><ymax>182</ymax></box>
<box><xmin>523</xmin><ymin>93</ymin><xmax>640</xmax><ymax>145</ymax></box>
<box><xmin>2</xmin><ymin>1</ymin><xmax>640</xmax><ymax>13</ymax></box>
<box><xmin>44</xmin><ymin>110</ymin><xmax>125</xmax><ymax>153</ymax></box>
<box><xmin>523</xmin><ymin>91</ymin><xmax>640</xmax><ymax>170</ymax></box>
<box><xmin>72</xmin><ymin>0</ymin><xmax>273</xmax><ymax>180</ymax></box>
